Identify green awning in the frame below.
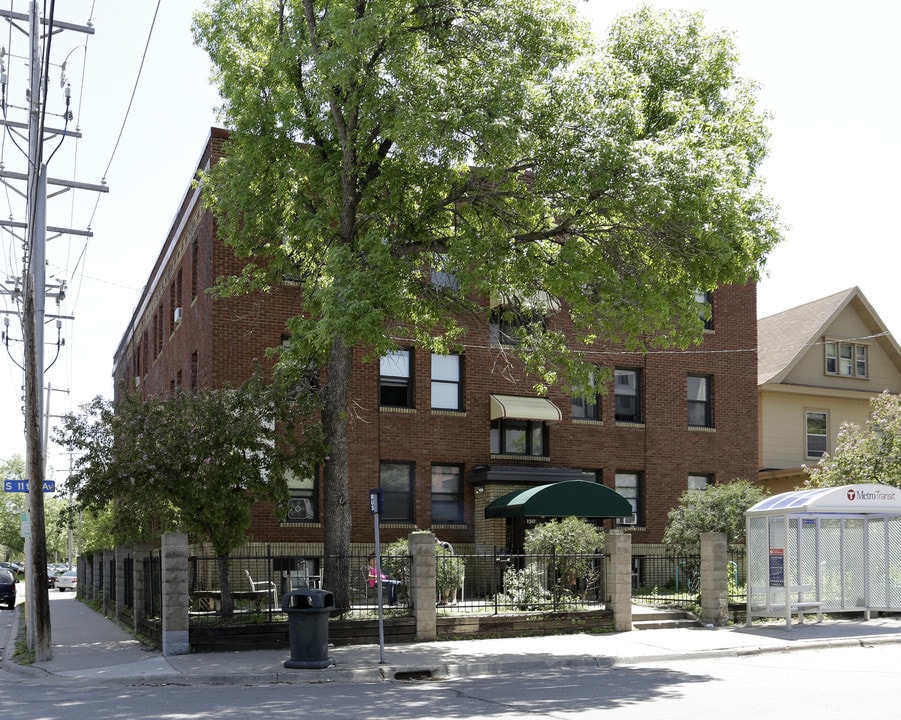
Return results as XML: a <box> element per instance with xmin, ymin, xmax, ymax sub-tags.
<box><xmin>490</xmin><ymin>394</ymin><xmax>562</xmax><ymax>422</ymax></box>
<box><xmin>484</xmin><ymin>480</ymin><xmax>633</xmax><ymax>519</ymax></box>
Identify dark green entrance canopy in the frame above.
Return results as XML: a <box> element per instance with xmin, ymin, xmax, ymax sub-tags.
<box><xmin>484</xmin><ymin>480</ymin><xmax>633</xmax><ymax>519</ymax></box>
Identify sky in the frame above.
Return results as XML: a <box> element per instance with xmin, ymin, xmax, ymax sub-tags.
<box><xmin>0</xmin><ymin>0</ymin><xmax>899</xmax><ymax>476</ymax></box>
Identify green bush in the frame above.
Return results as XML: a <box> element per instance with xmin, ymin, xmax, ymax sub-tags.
<box><xmin>524</xmin><ymin>517</ymin><xmax>604</xmax><ymax>597</ymax></box>
<box><xmin>502</xmin><ymin>564</ymin><xmax>552</xmax><ymax>610</ymax></box>
<box><xmin>436</xmin><ymin>544</ymin><xmax>464</xmax><ymax>603</ymax></box>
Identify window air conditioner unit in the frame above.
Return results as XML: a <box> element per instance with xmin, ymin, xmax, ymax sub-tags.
<box><xmin>173</xmin><ymin>307</ymin><xmax>183</xmax><ymax>324</ymax></box>
<box><xmin>288</xmin><ymin>498</ymin><xmax>314</xmax><ymax>520</ymax></box>
<box><xmin>620</xmin><ymin>513</ymin><xmax>638</xmax><ymax>526</ymax></box>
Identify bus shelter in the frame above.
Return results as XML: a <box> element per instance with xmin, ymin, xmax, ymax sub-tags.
<box><xmin>746</xmin><ymin>484</ymin><xmax>901</xmax><ymax>629</ymax></box>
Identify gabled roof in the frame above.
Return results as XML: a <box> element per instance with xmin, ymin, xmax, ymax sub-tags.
<box><xmin>758</xmin><ymin>287</ymin><xmax>901</xmax><ymax>385</ymax></box>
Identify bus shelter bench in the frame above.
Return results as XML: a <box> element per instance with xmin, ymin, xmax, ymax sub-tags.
<box><xmin>786</xmin><ymin>584</ymin><xmax>823</xmax><ymax>625</ymax></box>
<box><xmin>749</xmin><ymin>585</ymin><xmax>823</xmax><ymax>630</ymax></box>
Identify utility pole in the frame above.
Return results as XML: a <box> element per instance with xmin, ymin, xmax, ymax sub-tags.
<box><xmin>0</xmin><ymin>1</ymin><xmax>105</xmax><ymax>661</ymax></box>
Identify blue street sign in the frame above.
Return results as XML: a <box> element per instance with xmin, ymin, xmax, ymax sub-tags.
<box><xmin>3</xmin><ymin>479</ymin><xmax>55</xmax><ymax>493</ymax></box>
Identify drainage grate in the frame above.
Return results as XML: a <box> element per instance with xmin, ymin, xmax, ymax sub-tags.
<box><xmin>393</xmin><ymin>669</ymin><xmax>436</xmax><ymax>681</ymax></box>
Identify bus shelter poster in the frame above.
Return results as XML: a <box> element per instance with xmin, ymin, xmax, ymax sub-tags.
<box><xmin>769</xmin><ymin>548</ymin><xmax>784</xmax><ymax>587</ymax></box>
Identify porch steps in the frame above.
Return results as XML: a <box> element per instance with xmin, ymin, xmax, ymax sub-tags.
<box><xmin>631</xmin><ymin>608</ymin><xmax>702</xmax><ymax>630</ymax></box>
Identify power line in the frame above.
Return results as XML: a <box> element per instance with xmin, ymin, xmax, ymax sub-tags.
<box><xmin>85</xmin><ymin>0</ymin><xmax>160</xmax><ymax>231</ymax></box>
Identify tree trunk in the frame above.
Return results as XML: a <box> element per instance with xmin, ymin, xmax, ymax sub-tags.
<box><xmin>322</xmin><ymin>335</ymin><xmax>353</xmax><ymax>608</ymax></box>
<box><xmin>218</xmin><ymin>555</ymin><xmax>234</xmax><ymax>618</ymax></box>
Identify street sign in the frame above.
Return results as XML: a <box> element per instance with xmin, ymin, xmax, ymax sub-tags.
<box><xmin>3</xmin><ymin>479</ymin><xmax>55</xmax><ymax>493</ymax></box>
<box><xmin>20</xmin><ymin>512</ymin><xmax>29</xmax><ymax>538</ymax></box>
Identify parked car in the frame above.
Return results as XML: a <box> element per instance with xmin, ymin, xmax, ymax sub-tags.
<box><xmin>0</xmin><ymin>569</ymin><xmax>16</xmax><ymax>608</ymax></box>
<box><xmin>0</xmin><ymin>561</ymin><xmax>21</xmax><ymax>578</ymax></box>
<box><xmin>55</xmin><ymin>570</ymin><xmax>77</xmax><ymax>592</ymax></box>
<box><xmin>47</xmin><ymin>567</ymin><xmax>64</xmax><ymax>588</ymax></box>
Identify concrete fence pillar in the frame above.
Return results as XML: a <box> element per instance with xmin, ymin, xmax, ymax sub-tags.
<box><xmin>605</xmin><ymin>530</ymin><xmax>632</xmax><ymax>632</ymax></box>
<box><xmin>160</xmin><ymin>532</ymin><xmax>190</xmax><ymax>656</ymax></box>
<box><xmin>701</xmin><ymin>532</ymin><xmax>729</xmax><ymax>626</ymax></box>
<box><xmin>409</xmin><ymin>531</ymin><xmax>437</xmax><ymax>641</ymax></box>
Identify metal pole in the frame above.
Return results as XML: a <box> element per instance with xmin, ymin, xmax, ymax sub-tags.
<box><xmin>373</xmin><ymin>511</ymin><xmax>385</xmax><ymax>664</ymax></box>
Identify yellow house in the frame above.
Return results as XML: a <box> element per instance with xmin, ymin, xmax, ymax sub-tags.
<box><xmin>758</xmin><ymin>287</ymin><xmax>901</xmax><ymax>495</ymax></box>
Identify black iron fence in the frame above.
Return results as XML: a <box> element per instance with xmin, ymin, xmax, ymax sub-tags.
<box><xmin>183</xmin><ymin>543</ymin><xmax>607</xmax><ymax>619</ymax></box>
<box><xmin>186</xmin><ymin>543</ymin><xmax>412</xmax><ymax>619</ymax></box>
<box><xmin>436</xmin><ymin>548</ymin><xmax>608</xmax><ymax>615</ymax></box>
<box><xmin>106</xmin><ymin>540</ymin><xmax>746</xmax><ymax>626</ymax></box>
<box><xmin>630</xmin><ymin>545</ymin><xmax>747</xmax><ymax>609</ymax></box>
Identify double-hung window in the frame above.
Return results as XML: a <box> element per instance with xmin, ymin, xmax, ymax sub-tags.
<box><xmin>571</xmin><ymin>367</ymin><xmax>600</xmax><ymax>421</ymax></box>
<box><xmin>806</xmin><ymin>410</ymin><xmax>828</xmax><ymax>458</ymax></box>
<box><xmin>614</xmin><ymin>368</ymin><xmax>642</xmax><ymax>423</ymax></box>
<box><xmin>615</xmin><ymin>472</ymin><xmax>640</xmax><ymax>526</ymax></box>
<box><xmin>431</xmin><ymin>465</ymin><xmax>464</xmax><ymax>524</ymax></box>
<box><xmin>380</xmin><ymin>349</ymin><xmax>414</xmax><ymax>407</ymax></box>
<box><xmin>431</xmin><ymin>354</ymin><xmax>462</xmax><ymax>410</ymax></box>
<box><xmin>687</xmin><ymin>375</ymin><xmax>713</xmax><ymax>427</ymax></box>
<box><xmin>380</xmin><ymin>462</ymin><xmax>414</xmax><ymax>522</ymax></box>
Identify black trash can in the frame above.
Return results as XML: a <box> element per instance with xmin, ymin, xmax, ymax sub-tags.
<box><xmin>283</xmin><ymin>588</ymin><xmax>336</xmax><ymax>669</ymax></box>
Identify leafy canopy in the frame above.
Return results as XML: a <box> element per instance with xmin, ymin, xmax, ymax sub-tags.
<box><xmin>54</xmin><ymin>373</ymin><xmax>323</xmax><ymax>555</ymax></box>
<box><xmin>662</xmin><ymin>479</ymin><xmax>766</xmax><ymax>554</ymax></box>
<box><xmin>805</xmin><ymin>392</ymin><xmax>901</xmax><ymax>488</ymax></box>
<box><xmin>193</xmin><ymin>1</ymin><xmax>781</xmax><ymax>388</ymax></box>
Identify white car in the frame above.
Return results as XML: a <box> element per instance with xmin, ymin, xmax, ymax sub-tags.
<box><xmin>55</xmin><ymin>570</ymin><xmax>77</xmax><ymax>592</ymax></box>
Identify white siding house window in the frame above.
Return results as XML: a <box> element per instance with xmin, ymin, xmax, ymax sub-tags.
<box><xmin>806</xmin><ymin>410</ymin><xmax>828</xmax><ymax>458</ymax></box>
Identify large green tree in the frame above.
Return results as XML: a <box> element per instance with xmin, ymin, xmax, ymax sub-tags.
<box><xmin>56</xmin><ymin>374</ymin><xmax>323</xmax><ymax>615</ymax></box>
<box><xmin>805</xmin><ymin>392</ymin><xmax>901</xmax><ymax>488</ymax></box>
<box><xmin>193</xmin><ymin>1</ymin><xmax>780</xmax><ymax>604</ymax></box>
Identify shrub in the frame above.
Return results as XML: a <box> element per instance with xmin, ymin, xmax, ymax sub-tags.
<box><xmin>502</xmin><ymin>564</ymin><xmax>552</xmax><ymax>610</ymax></box>
<box><xmin>524</xmin><ymin>517</ymin><xmax>605</xmax><ymax>596</ymax></box>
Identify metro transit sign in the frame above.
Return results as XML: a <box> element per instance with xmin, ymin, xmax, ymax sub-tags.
<box><xmin>3</xmin><ymin>479</ymin><xmax>55</xmax><ymax>493</ymax></box>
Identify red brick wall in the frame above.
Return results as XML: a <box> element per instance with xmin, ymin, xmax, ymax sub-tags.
<box><xmin>113</xmin><ymin>129</ymin><xmax>758</xmax><ymax>547</ymax></box>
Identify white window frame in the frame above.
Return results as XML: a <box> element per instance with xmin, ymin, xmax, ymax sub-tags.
<box><xmin>431</xmin><ymin>353</ymin><xmax>462</xmax><ymax>410</ymax></box>
<box><xmin>805</xmin><ymin>410</ymin><xmax>828</xmax><ymax>459</ymax></box>
<box><xmin>825</xmin><ymin>340</ymin><xmax>868</xmax><ymax>378</ymax></box>
<box><xmin>615</xmin><ymin>472</ymin><xmax>640</xmax><ymax>526</ymax></box>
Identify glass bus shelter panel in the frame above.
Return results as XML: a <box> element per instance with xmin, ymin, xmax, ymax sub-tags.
<box><xmin>844</xmin><ymin>518</ymin><xmax>866</xmax><ymax>609</ymax></box>
<box><xmin>889</xmin><ymin>517</ymin><xmax>901</xmax><ymax>607</ymax></box>
<box><xmin>747</xmin><ymin>516</ymin><xmax>768</xmax><ymax>612</ymax></box>
<box><xmin>868</xmin><ymin>517</ymin><xmax>887</xmax><ymax>607</ymax></box>
<box><xmin>819</xmin><ymin>517</ymin><xmax>844</xmax><ymax>611</ymax></box>
<box><xmin>797</xmin><ymin>517</ymin><xmax>819</xmax><ymax>602</ymax></box>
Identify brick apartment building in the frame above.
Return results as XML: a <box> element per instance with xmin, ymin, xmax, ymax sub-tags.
<box><xmin>112</xmin><ymin>128</ymin><xmax>759</xmax><ymax>560</ymax></box>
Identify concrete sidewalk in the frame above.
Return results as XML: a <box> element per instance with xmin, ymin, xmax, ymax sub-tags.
<box><xmin>5</xmin><ymin>593</ymin><xmax>901</xmax><ymax>685</ymax></box>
